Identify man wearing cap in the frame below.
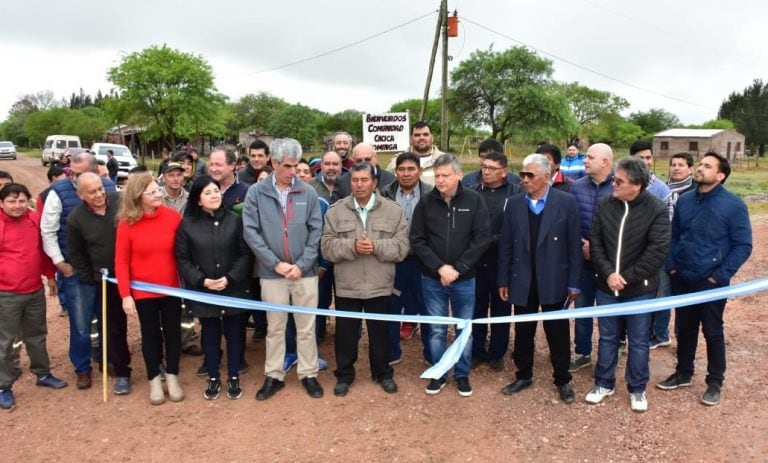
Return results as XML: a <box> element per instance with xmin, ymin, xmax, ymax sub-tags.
<box><xmin>160</xmin><ymin>162</ymin><xmax>189</xmax><ymax>214</ymax></box>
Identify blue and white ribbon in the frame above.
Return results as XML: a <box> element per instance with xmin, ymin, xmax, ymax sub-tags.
<box><xmin>105</xmin><ymin>276</ymin><xmax>768</xmax><ymax>380</ymax></box>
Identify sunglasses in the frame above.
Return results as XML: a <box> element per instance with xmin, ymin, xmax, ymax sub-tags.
<box><xmin>518</xmin><ymin>171</ymin><xmax>538</xmax><ymax>179</ymax></box>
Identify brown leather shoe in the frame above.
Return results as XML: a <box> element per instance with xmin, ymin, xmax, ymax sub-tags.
<box><xmin>76</xmin><ymin>371</ymin><xmax>92</xmax><ymax>390</ymax></box>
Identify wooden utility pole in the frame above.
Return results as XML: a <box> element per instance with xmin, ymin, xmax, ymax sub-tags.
<box><xmin>440</xmin><ymin>1</ymin><xmax>449</xmax><ymax>151</ymax></box>
<box><xmin>420</xmin><ymin>0</ymin><xmax>446</xmax><ymax>121</ymax></box>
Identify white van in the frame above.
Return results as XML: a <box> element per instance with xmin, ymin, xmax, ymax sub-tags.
<box><xmin>91</xmin><ymin>143</ymin><xmax>138</xmax><ymax>179</ymax></box>
<box><xmin>42</xmin><ymin>135</ymin><xmax>81</xmax><ymax>166</ymax></box>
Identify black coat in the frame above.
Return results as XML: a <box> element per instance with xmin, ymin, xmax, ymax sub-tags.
<box><xmin>590</xmin><ymin>190</ymin><xmax>670</xmax><ymax>299</ymax></box>
<box><xmin>497</xmin><ymin>188</ymin><xmax>582</xmax><ymax>306</ymax></box>
<box><xmin>409</xmin><ymin>183</ymin><xmax>491</xmax><ymax>281</ymax></box>
<box><xmin>175</xmin><ymin>208</ymin><xmax>253</xmax><ymax>318</ymax></box>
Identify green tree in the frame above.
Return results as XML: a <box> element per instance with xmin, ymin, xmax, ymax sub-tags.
<box><xmin>24</xmin><ymin>107</ymin><xmax>70</xmax><ymax>146</ymax></box>
<box><xmin>232</xmin><ymin>92</ymin><xmax>290</xmax><ymax>133</ymax></box>
<box><xmin>586</xmin><ymin>113</ymin><xmax>644</xmax><ymax>148</ymax></box>
<box><xmin>323</xmin><ymin>109</ymin><xmax>364</xmax><ymax>141</ymax></box>
<box><xmin>24</xmin><ymin>106</ymin><xmax>110</xmax><ymax>146</ymax></box>
<box><xmin>107</xmin><ymin>45</ymin><xmax>225</xmax><ymax>150</ymax></box>
<box><xmin>698</xmin><ymin>119</ymin><xmax>736</xmax><ymax>130</ymax></box>
<box><xmin>628</xmin><ymin>108</ymin><xmax>681</xmax><ymax>138</ymax></box>
<box><xmin>450</xmin><ymin>46</ymin><xmax>575</xmax><ymax>143</ymax></box>
<box><xmin>267</xmin><ymin>103</ymin><xmax>325</xmax><ymax>150</ymax></box>
<box><xmin>719</xmin><ymin>79</ymin><xmax>768</xmax><ymax>155</ymax></box>
<box><xmin>390</xmin><ymin>98</ymin><xmax>441</xmax><ymax>132</ymax></box>
<box><xmin>557</xmin><ymin>82</ymin><xmax>629</xmax><ymax>136</ymax></box>
<box><xmin>0</xmin><ymin>91</ymin><xmax>58</xmax><ymax>146</ymax></box>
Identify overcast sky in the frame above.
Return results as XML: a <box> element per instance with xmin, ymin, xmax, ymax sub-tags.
<box><xmin>2</xmin><ymin>0</ymin><xmax>766</xmax><ymax>126</ymax></box>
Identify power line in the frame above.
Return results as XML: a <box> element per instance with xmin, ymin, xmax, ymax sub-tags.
<box><xmin>461</xmin><ymin>16</ymin><xmax>714</xmax><ymax>110</ymax></box>
<box><xmin>221</xmin><ymin>10</ymin><xmax>438</xmax><ymax>79</ymax></box>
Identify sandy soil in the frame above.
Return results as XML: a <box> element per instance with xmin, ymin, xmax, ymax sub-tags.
<box><xmin>2</xmin><ymin>154</ymin><xmax>767</xmax><ymax>462</ymax></box>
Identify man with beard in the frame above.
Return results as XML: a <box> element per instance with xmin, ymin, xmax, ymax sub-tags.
<box><xmin>657</xmin><ymin>152</ymin><xmax>752</xmax><ymax>407</ymax></box>
<box><xmin>308</xmin><ymin>151</ymin><xmax>345</xmax><ymax>204</ymax></box>
<box><xmin>386</xmin><ymin>121</ymin><xmax>445</xmax><ymax>185</ymax></box>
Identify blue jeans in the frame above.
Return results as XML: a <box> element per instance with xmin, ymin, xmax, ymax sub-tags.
<box><xmin>61</xmin><ymin>274</ymin><xmax>98</xmax><ymax>374</ymax></box>
<box><xmin>471</xmin><ymin>265</ymin><xmax>511</xmax><ymax>362</ymax></box>
<box><xmin>389</xmin><ymin>258</ymin><xmax>430</xmax><ymax>362</ymax></box>
<box><xmin>421</xmin><ymin>275</ymin><xmax>474</xmax><ymax>379</ymax></box>
<box><xmin>594</xmin><ymin>290</ymin><xmax>654</xmax><ymax>393</ymax></box>
<box><xmin>651</xmin><ymin>269</ymin><xmax>672</xmax><ymax>341</ymax></box>
<box><xmin>574</xmin><ymin>262</ymin><xmax>597</xmax><ymax>356</ymax></box>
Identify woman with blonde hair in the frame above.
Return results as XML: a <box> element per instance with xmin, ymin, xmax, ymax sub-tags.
<box><xmin>115</xmin><ymin>172</ymin><xmax>184</xmax><ymax>405</ymax></box>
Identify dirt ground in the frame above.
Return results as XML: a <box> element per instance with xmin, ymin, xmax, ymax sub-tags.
<box><xmin>2</xmin><ymin>154</ymin><xmax>767</xmax><ymax>462</ymax></box>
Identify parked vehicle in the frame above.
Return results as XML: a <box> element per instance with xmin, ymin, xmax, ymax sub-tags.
<box><xmin>42</xmin><ymin>135</ymin><xmax>81</xmax><ymax>166</ymax></box>
<box><xmin>0</xmin><ymin>141</ymin><xmax>16</xmax><ymax>160</ymax></box>
<box><xmin>62</xmin><ymin>147</ymin><xmax>90</xmax><ymax>162</ymax></box>
<box><xmin>91</xmin><ymin>143</ymin><xmax>138</xmax><ymax>179</ymax></box>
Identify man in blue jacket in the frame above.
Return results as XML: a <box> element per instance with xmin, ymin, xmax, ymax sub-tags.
<box><xmin>657</xmin><ymin>151</ymin><xmax>752</xmax><ymax>407</ymax></box>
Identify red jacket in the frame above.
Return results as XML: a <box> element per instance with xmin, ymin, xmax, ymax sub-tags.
<box><xmin>115</xmin><ymin>206</ymin><xmax>182</xmax><ymax>300</ymax></box>
<box><xmin>0</xmin><ymin>208</ymin><xmax>56</xmax><ymax>294</ymax></box>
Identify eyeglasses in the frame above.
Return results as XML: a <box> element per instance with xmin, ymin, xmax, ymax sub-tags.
<box><xmin>481</xmin><ymin>165</ymin><xmax>505</xmax><ymax>172</ymax></box>
<box><xmin>142</xmin><ymin>189</ymin><xmax>163</xmax><ymax>197</ymax></box>
<box><xmin>518</xmin><ymin>171</ymin><xmax>538</xmax><ymax>179</ymax></box>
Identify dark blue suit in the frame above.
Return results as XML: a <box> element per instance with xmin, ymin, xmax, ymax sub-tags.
<box><xmin>497</xmin><ymin>187</ymin><xmax>582</xmax><ymax>385</ymax></box>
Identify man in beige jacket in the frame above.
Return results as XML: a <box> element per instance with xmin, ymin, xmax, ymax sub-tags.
<box><xmin>321</xmin><ymin>163</ymin><xmax>410</xmax><ymax>397</ymax></box>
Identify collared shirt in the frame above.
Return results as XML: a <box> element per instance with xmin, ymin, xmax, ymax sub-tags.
<box><xmin>524</xmin><ymin>187</ymin><xmax>550</xmax><ymax>215</ymax></box>
<box><xmin>353</xmin><ymin>193</ymin><xmax>376</xmax><ymax>228</ymax></box>
<box><xmin>162</xmin><ymin>185</ymin><xmax>189</xmax><ymax>214</ymax></box>
<box><xmin>272</xmin><ymin>175</ymin><xmax>294</xmax><ymax>214</ymax></box>
<box><xmin>395</xmin><ymin>185</ymin><xmax>421</xmax><ymax>226</ymax></box>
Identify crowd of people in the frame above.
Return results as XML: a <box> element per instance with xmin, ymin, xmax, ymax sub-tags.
<box><xmin>0</xmin><ymin>121</ymin><xmax>753</xmax><ymax>413</ymax></box>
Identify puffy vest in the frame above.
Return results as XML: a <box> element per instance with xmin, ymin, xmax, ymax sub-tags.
<box><xmin>50</xmin><ymin>177</ymin><xmax>116</xmax><ymax>261</ymax></box>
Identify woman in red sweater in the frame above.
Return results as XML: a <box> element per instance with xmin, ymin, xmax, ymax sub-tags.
<box><xmin>115</xmin><ymin>172</ymin><xmax>184</xmax><ymax>405</ymax></box>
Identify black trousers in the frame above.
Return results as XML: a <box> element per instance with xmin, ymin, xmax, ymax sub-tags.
<box><xmin>334</xmin><ymin>296</ymin><xmax>393</xmax><ymax>383</ymax></box>
<box><xmin>98</xmin><ymin>283</ymin><xmax>132</xmax><ymax>378</ymax></box>
<box><xmin>513</xmin><ymin>286</ymin><xmax>571</xmax><ymax>386</ymax></box>
<box><xmin>135</xmin><ymin>297</ymin><xmax>182</xmax><ymax>380</ymax></box>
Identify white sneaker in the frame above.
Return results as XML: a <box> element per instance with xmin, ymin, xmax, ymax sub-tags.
<box><xmin>585</xmin><ymin>385</ymin><xmax>615</xmax><ymax>404</ymax></box>
<box><xmin>630</xmin><ymin>391</ymin><xmax>648</xmax><ymax>412</ymax></box>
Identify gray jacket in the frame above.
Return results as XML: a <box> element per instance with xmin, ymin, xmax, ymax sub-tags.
<box><xmin>243</xmin><ymin>173</ymin><xmax>323</xmax><ymax>279</ymax></box>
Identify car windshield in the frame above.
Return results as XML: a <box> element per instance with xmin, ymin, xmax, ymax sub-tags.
<box><xmin>99</xmin><ymin>146</ymin><xmax>131</xmax><ymax>157</ymax></box>
<box><xmin>0</xmin><ymin>142</ymin><xmax>13</xmax><ymax>147</ymax></box>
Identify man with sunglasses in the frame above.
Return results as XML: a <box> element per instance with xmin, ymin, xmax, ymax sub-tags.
<box><xmin>498</xmin><ymin>153</ymin><xmax>581</xmax><ymax>403</ymax></box>
<box><xmin>40</xmin><ymin>151</ymin><xmax>116</xmax><ymax>389</ymax></box>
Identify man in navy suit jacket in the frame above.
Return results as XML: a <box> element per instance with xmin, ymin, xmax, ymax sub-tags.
<box><xmin>497</xmin><ymin>153</ymin><xmax>582</xmax><ymax>404</ymax></box>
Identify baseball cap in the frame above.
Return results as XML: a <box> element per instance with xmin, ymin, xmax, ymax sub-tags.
<box><xmin>165</xmin><ymin>162</ymin><xmax>184</xmax><ymax>173</ymax></box>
